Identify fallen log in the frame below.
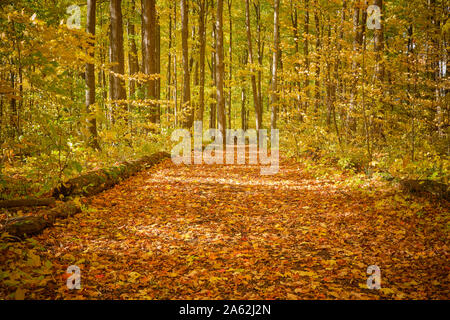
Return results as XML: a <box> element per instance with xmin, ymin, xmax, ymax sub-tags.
<box><xmin>400</xmin><ymin>179</ymin><xmax>449</xmax><ymax>200</ymax></box>
<box><xmin>1</xmin><ymin>201</ymin><xmax>81</xmax><ymax>239</ymax></box>
<box><xmin>52</xmin><ymin>151</ymin><xmax>170</xmax><ymax>199</ymax></box>
<box><xmin>0</xmin><ymin>197</ymin><xmax>55</xmax><ymax>209</ymax></box>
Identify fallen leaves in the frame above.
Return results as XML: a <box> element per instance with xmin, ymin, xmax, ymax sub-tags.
<box><xmin>0</xmin><ymin>157</ymin><xmax>448</xmax><ymax>299</ymax></box>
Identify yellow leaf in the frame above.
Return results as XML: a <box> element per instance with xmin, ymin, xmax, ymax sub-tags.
<box><xmin>325</xmin><ymin>259</ymin><xmax>337</xmax><ymax>266</ymax></box>
<box><xmin>358</xmin><ymin>283</ymin><xmax>368</xmax><ymax>289</ymax></box>
<box><xmin>380</xmin><ymin>288</ymin><xmax>395</xmax><ymax>295</ymax></box>
<box><xmin>15</xmin><ymin>288</ymin><xmax>25</xmax><ymax>300</ymax></box>
<box><xmin>27</xmin><ymin>253</ymin><xmax>41</xmax><ymax>267</ymax></box>
<box><xmin>297</xmin><ymin>271</ymin><xmax>317</xmax><ymax>277</ymax></box>
<box><xmin>287</xmin><ymin>293</ymin><xmax>300</xmax><ymax>300</ymax></box>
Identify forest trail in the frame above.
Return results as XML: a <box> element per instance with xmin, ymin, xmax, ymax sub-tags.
<box><xmin>1</xmin><ymin>155</ymin><xmax>448</xmax><ymax>299</ymax></box>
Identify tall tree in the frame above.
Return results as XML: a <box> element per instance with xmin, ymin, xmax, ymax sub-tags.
<box><xmin>216</xmin><ymin>0</ymin><xmax>226</xmax><ymax>146</ymax></box>
<box><xmin>142</xmin><ymin>0</ymin><xmax>158</xmax><ymax>124</ymax></box>
<box><xmin>181</xmin><ymin>0</ymin><xmax>193</xmax><ymax>128</ymax></box>
<box><xmin>127</xmin><ymin>0</ymin><xmax>139</xmax><ymax>100</ymax></box>
<box><xmin>373</xmin><ymin>0</ymin><xmax>384</xmax><ymax>81</ymax></box>
<box><xmin>245</xmin><ymin>0</ymin><xmax>262</xmax><ymax>131</ymax></box>
<box><xmin>86</xmin><ymin>0</ymin><xmax>100</xmax><ymax>149</ymax></box>
<box><xmin>156</xmin><ymin>15</ymin><xmax>161</xmax><ymax>123</ymax></box>
<box><xmin>197</xmin><ymin>0</ymin><xmax>207</xmax><ymax>123</ymax></box>
<box><xmin>226</xmin><ymin>0</ymin><xmax>233</xmax><ymax>129</ymax></box>
<box><xmin>303</xmin><ymin>0</ymin><xmax>310</xmax><ymax>112</ymax></box>
<box><xmin>209</xmin><ymin>0</ymin><xmax>217</xmax><ymax>129</ymax></box>
<box><xmin>254</xmin><ymin>0</ymin><xmax>264</xmax><ymax>116</ymax></box>
<box><xmin>270</xmin><ymin>0</ymin><xmax>280</xmax><ymax>129</ymax></box>
<box><xmin>109</xmin><ymin>0</ymin><xmax>127</xmax><ymax>122</ymax></box>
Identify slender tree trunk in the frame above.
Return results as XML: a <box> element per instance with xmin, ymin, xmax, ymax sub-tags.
<box><xmin>181</xmin><ymin>0</ymin><xmax>192</xmax><ymax>128</ymax></box>
<box><xmin>173</xmin><ymin>4</ymin><xmax>178</xmax><ymax>126</ymax></box>
<box><xmin>216</xmin><ymin>0</ymin><xmax>226</xmax><ymax>146</ymax></box>
<box><xmin>9</xmin><ymin>70</ymin><xmax>16</xmax><ymax>137</ymax></box>
<box><xmin>245</xmin><ymin>0</ymin><xmax>262</xmax><ymax>131</ymax></box>
<box><xmin>241</xmin><ymin>50</ymin><xmax>248</xmax><ymax>131</ymax></box>
<box><xmin>289</xmin><ymin>0</ymin><xmax>301</xmax><ymax>116</ymax></box>
<box><xmin>127</xmin><ymin>0</ymin><xmax>139</xmax><ymax>100</ymax></box>
<box><xmin>254</xmin><ymin>0</ymin><xmax>264</xmax><ymax>117</ymax></box>
<box><xmin>209</xmin><ymin>0</ymin><xmax>217</xmax><ymax>129</ymax></box>
<box><xmin>373</xmin><ymin>0</ymin><xmax>384</xmax><ymax>82</ymax></box>
<box><xmin>109</xmin><ymin>0</ymin><xmax>127</xmax><ymax>122</ymax></box>
<box><xmin>303</xmin><ymin>0</ymin><xmax>310</xmax><ymax>112</ymax></box>
<box><xmin>167</xmin><ymin>4</ymin><xmax>172</xmax><ymax>123</ymax></box>
<box><xmin>197</xmin><ymin>0</ymin><xmax>207</xmax><ymax>123</ymax></box>
<box><xmin>156</xmin><ymin>15</ymin><xmax>161</xmax><ymax>123</ymax></box>
<box><xmin>227</xmin><ymin>0</ymin><xmax>233</xmax><ymax>129</ymax></box>
<box><xmin>313</xmin><ymin>1</ymin><xmax>321</xmax><ymax>114</ymax></box>
<box><xmin>86</xmin><ymin>0</ymin><xmax>100</xmax><ymax>149</ymax></box>
<box><xmin>348</xmin><ymin>1</ymin><xmax>367</xmax><ymax>132</ymax></box>
<box><xmin>142</xmin><ymin>0</ymin><xmax>157</xmax><ymax>124</ymax></box>
<box><xmin>270</xmin><ymin>0</ymin><xmax>280</xmax><ymax>130</ymax></box>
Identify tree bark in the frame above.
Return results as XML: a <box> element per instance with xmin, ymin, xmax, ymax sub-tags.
<box><xmin>127</xmin><ymin>0</ymin><xmax>139</xmax><ymax>100</ymax></box>
<box><xmin>181</xmin><ymin>0</ymin><xmax>193</xmax><ymax>128</ymax></box>
<box><xmin>373</xmin><ymin>0</ymin><xmax>384</xmax><ymax>81</ymax></box>
<box><xmin>216</xmin><ymin>0</ymin><xmax>226</xmax><ymax>146</ymax></box>
<box><xmin>1</xmin><ymin>202</ymin><xmax>81</xmax><ymax>239</ymax></box>
<box><xmin>227</xmin><ymin>0</ymin><xmax>233</xmax><ymax>129</ymax></box>
<box><xmin>197</xmin><ymin>0</ymin><xmax>207</xmax><ymax>123</ymax></box>
<box><xmin>245</xmin><ymin>0</ymin><xmax>262</xmax><ymax>131</ymax></box>
<box><xmin>0</xmin><ymin>198</ymin><xmax>55</xmax><ymax>209</ymax></box>
<box><xmin>270</xmin><ymin>0</ymin><xmax>280</xmax><ymax>130</ymax></box>
<box><xmin>142</xmin><ymin>0</ymin><xmax>158</xmax><ymax>124</ymax></box>
<box><xmin>156</xmin><ymin>15</ymin><xmax>161</xmax><ymax>123</ymax></box>
<box><xmin>86</xmin><ymin>0</ymin><xmax>100</xmax><ymax>149</ymax></box>
<box><xmin>209</xmin><ymin>0</ymin><xmax>217</xmax><ymax>129</ymax></box>
<box><xmin>109</xmin><ymin>0</ymin><xmax>127</xmax><ymax>121</ymax></box>
<box><xmin>53</xmin><ymin>151</ymin><xmax>170</xmax><ymax>198</ymax></box>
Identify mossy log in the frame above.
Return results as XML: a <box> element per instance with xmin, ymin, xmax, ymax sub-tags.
<box><xmin>1</xmin><ymin>201</ymin><xmax>81</xmax><ymax>239</ymax></box>
<box><xmin>0</xmin><ymin>198</ymin><xmax>55</xmax><ymax>208</ymax></box>
<box><xmin>400</xmin><ymin>179</ymin><xmax>449</xmax><ymax>200</ymax></box>
<box><xmin>52</xmin><ymin>151</ymin><xmax>170</xmax><ymax>198</ymax></box>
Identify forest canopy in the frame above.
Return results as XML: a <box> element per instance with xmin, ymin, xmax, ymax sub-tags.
<box><xmin>0</xmin><ymin>0</ymin><xmax>448</xmax><ymax>196</ymax></box>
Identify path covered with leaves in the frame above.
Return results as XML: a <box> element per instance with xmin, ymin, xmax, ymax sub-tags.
<box><xmin>1</xmin><ymin>155</ymin><xmax>448</xmax><ymax>299</ymax></box>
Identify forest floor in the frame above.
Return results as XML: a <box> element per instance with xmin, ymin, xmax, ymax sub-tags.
<box><xmin>0</xmin><ymin>152</ymin><xmax>449</xmax><ymax>299</ymax></box>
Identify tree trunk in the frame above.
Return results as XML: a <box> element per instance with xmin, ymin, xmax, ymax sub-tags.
<box><xmin>0</xmin><ymin>198</ymin><xmax>55</xmax><ymax>209</ymax></box>
<box><xmin>373</xmin><ymin>0</ymin><xmax>384</xmax><ymax>82</ymax></box>
<box><xmin>227</xmin><ymin>0</ymin><xmax>233</xmax><ymax>129</ymax></box>
<box><xmin>53</xmin><ymin>151</ymin><xmax>170</xmax><ymax>199</ymax></box>
<box><xmin>109</xmin><ymin>0</ymin><xmax>127</xmax><ymax>122</ymax></box>
<box><xmin>209</xmin><ymin>0</ymin><xmax>217</xmax><ymax>129</ymax></box>
<box><xmin>173</xmin><ymin>4</ymin><xmax>178</xmax><ymax>126</ymax></box>
<box><xmin>166</xmin><ymin>4</ymin><xmax>173</xmax><ymax>123</ymax></box>
<box><xmin>181</xmin><ymin>0</ymin><xmax>192</xmax><ymax>128</ymax></box>
<box><xmin>197</xmin><ymin>0</ymin><xmax>207</xmax><ymax>123</ymax></box>
<box><xmin>245</xmin><ymin>0</ymin><xmax>262</xmax><ymax>131</ymax></box>
<box><xmin>216</xmin><ymin>0</ymin><xmax>226</xmax><ymax>146</ymax></box>
<box><xmin>86</xmin><ymin>0</ymin><xmax>100</xmax><ymax>150</ymax></box>
<box><xmin>270</xmin><ymin>0</ymin><xmax>280</xmax><ymax>130</ymax></box>
<box><xmin>1</xmin><ymin>202</ymin><xmax>81</xmax><ymax>239</ymax></box>
<box><xmin>156</xmin><ymin>16</ymin><xmax>161</xmax><ymax>123</ymax></box>
<box><xmin>142</xmin><ymin>0</ymin><xmax>157</xmax><ymax>124</ymax></box>
<box><xmin>127</xmin><ymin>0</ymin><xmax>139</xmax><ymax>100</ymax></box>
<box><xmin>303</xmin><ymin>0</ymin><xmax>310</xmax><ymax>113</ymax></box>
<box><xmin>254</xmin><ymin>0</ymin><xmax>264</xmax><ymax>119</ymax></box>
<box><xmin>313</xmin><ymin>1</ymin><xmax>321</xmax><ymax>114</ymax></box>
